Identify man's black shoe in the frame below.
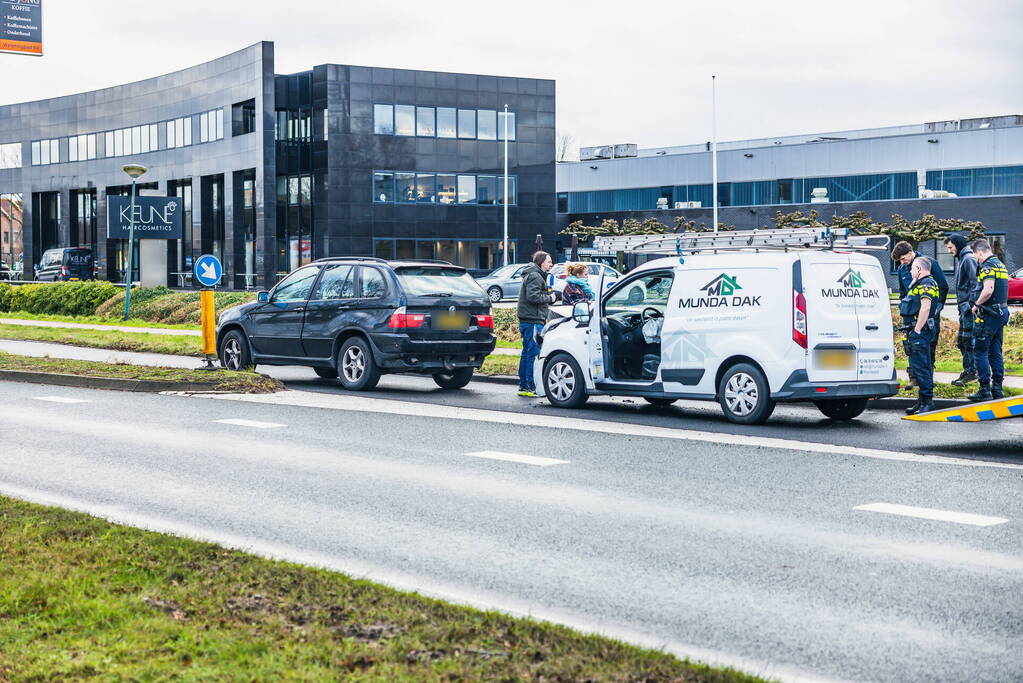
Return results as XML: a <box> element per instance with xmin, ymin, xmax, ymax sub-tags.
<box><xmin>992</xmin><ymin>384</ymin><xmax>1005</xmax><ymax>399</ymax></box>
<box><xmin>969</xmin><ymin>385</ymin><xmax>993</xmax><ymax>402</ymax></box>
<box><xmin>951</xmin><ymin>371</ymin><xmax>977</xmax><ymax>387</ymax></box>
<box><xmin>905</xmin><ymin>399</ymin><xmax>923</xmax><ymax>416</ymax></box>
<box><xmin>916</xmin><ymin>401</ymin><xmax>935</xmax><ymax>414</ymax></box>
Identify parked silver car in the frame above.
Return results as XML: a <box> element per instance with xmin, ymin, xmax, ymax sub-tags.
<box><xmin>475</xmin><ymin>263</ymin><xmax>532</xmax><ymax>302</ymax></box>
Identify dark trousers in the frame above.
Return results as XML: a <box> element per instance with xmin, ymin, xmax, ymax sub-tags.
<box><xmin>957</xmin><ymin>307</ymin><xmax>976</xmax><ymax>375</ymax></box>
<box><xmin>518</xmin><ymin>322</ymin><xmax>543</xmax><ymax>391</ymax></box>
<box><xmin>907</xmin><ymin>328</ymin><xmax>935</xmax><ymax>400</ymax></box>
<box><xmin>974</xmin><ymin>316</ymin><xmax>1006</xmax><ymax>386</ymax></box>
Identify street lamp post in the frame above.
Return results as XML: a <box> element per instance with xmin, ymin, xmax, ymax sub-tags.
<box><xmin>122</xmin><ymin>164</ymin><xmax>147</xmax><ymax>320</ymax></box>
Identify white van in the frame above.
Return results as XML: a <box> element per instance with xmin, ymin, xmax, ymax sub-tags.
<box><xmin>533</xmin><ymin>232</ymin><xmax>897</xmax><ymax>424</ymax></box>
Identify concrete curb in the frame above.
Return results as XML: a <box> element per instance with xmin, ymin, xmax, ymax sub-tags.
<box><xmin>0</xmin><ymin>369</ymin><xmax>222</xmax><ymax>393</ymax></box>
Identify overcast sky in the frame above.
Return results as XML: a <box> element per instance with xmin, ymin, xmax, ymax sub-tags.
<box><xmin>3</xmin><ymin>0</ymin><xmax>1020</xmax><ymax>154</ymax></box>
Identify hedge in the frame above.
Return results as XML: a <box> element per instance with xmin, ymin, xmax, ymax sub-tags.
<box><xmin>95</xmin><ymin>288</ymin><xmax>256</xmax><ymax>325</ymax></box>
<box><xmin>0</xmin><ymin>281</ymin><xmax>121</xmax><ymax>316</ymax></box>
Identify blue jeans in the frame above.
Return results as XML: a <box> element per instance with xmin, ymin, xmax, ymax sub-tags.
<box><xmin>518</xmin><ymin>323</ymin><xmax>543</xmax><ymax>391</ymax></box>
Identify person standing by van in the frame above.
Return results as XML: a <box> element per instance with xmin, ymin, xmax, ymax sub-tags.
<box><xmin>943</xmin><ymin>234</ymin><xmax>979</xmax><ymax>386</ymax></box>
<box><xmin>901</xmin><ymin>256</ymin><xmax>941</xmax><ymax>416</ymax></box>
<box><xmin>893</xmin><ymin>241</ymin><xmax>948</xmax><ymax>386</ymax></box>
<box><xmin>516</xmin><ymin>251</ymin><xmax>555</xmax><ymax>397</ymax></box>
<box><xmin>968</xmin><ymin>239</ymin><xmax>1010</xmax><ymax>401</ymax></box>
<box><xmin>561</xmin><ymin>263</ymin><xmax>595</xmax><ymax>306</ymax></box>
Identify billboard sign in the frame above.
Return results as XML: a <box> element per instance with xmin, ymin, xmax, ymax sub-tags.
<box><xmin>0</xmin><ymin>0</ymin><xmax>42</xmax><ymax>57</ymax></box>
<box><xmin>107</xmin><ymin>196</ymin><xmax>184</xmax><ymax>240</ymax></box>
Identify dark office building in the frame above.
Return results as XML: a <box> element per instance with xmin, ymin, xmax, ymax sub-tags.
<box><xmin>0</xmin><ymin>42</ymin><xmax>557</xmax><ymax>287</ymax></box>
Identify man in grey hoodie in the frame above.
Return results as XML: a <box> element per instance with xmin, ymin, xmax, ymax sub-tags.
<box><xmin>944</xmin><ymin>234</ymin><xmax>979</xmax><ymax>386</ymax></box>
<box><xmin>516</xmin><ymin>251</ymin><xmax>555</xmax><ymax>397</ymax></box>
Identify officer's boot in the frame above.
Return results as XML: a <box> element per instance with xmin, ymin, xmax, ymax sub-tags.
<box><xmin>992</xmin><ymin>383</ymin><xmax>1005</xmax><ymax>400</ymax></box>
<box><xmin>905</xmin><ymin>397</ymin><xmax>924</xmax><ymax>416</ymax></box>
<box><xmin>968</xmin><ymin>383</ymin><xmax>993</xmax><ymax>402</ymax></box>
<box><xmin>951</xmin><ymin>371</ymin><xmax>977</xmax><ymax>387</ymax></box>
<box><xmin>917</xmin><ymin>396</ymin><xmax>936</xmax><ymax>414</ymax></box>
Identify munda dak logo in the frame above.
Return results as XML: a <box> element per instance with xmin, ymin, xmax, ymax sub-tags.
<box><xmin>822</xmin><ymin>268</ymin><xmax>880</xmax><ymax>298</ymax></box>
<box><xmin>680</xmin><ymin>273</ymin><xmax>761</xmax><ymax>308</ymax></box>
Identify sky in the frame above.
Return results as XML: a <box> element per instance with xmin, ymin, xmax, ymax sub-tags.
<box><xmin>2</xmin><ymin>0</ymin><xmax>1020</xmax><ymax>157</ymax></box>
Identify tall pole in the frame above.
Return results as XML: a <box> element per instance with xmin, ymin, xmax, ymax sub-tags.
<box><xmin>502</xmin><ymin>103</ymin><xmax>509</xmax><ymax>266</ymax></box>
<box><xmin>122</xmin><ymin>178</ymin><xmax>137</xmax><ymax>320</ymax></box>
<box><xmin>711</xmin><ymin>75</ymin><xmax>718</xmax><ymax>233</ymax></box>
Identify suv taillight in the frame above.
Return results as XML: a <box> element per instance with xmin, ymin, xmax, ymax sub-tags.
<box><xmin>474</xmin><ymin>314</ymin><xmax>494</xmax><ymax>328</ymax></box>
<box><xmin>792</xmin><ymin>289</ymin><xmax>807</xmax><ymax>349</ymax></box>
<box><xmin>387</xmin><ymin>307</ymin><xmax>426</xmax><ymax>329</ymax></box>
<box><xmin>61</xmin><ymin>265</ymin><xmax>68</xmax><ymax>277</ymax></box>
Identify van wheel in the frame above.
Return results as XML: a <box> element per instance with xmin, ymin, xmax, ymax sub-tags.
<box><xmin>433</xmin><ymin>368</ymin><xmax>473</xmax><ymax>389</ymax></box>
<box><xmin>544</xmin><ymin>353</ymin><xmax>589</xmax><ymax>408</ymax></box>
<box><xmin>718</xmin><ymin>363</ymin><xmax>775</xmax><ymax>425</ymax></box>
<box><xmin>314</xmin><ymin>367</ymin><xmax>339</xmax><ymax>379</ymax></box>
<box><xmin>487</xmin><ymin>286</ymin><xmax>503</xmax><ymax>302</ymax></box>
<box><xmin>815</xmin><ymin>398</ymin><xmax>868</xmax><ymax>421</ymax></box>
<box><xmin>219</xmin><ymin>330</ymin><xmax>251</xmax><ymax>371</ymax></box>
<box><xmin>337</xmin><ymin>337</ymin><xmax>381</xmax><ymax>391</ymax></box>
<box><xmin>644</xmin><ymin>397</ymin><xmax>677</xmax><ymax>407</ymax></box>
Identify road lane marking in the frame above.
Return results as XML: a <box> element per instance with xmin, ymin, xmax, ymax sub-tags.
<box><xmin>854</xmin><ymin>503</ymin><xmax>1009</xmax><ymax>527</ymax></box>
<box><xmin>33</xmin><ymin>396</ymin><xmax>88</xmax><ymax>404</ymax></box>
<box><xmin>213</xmin><ymin>418</ymin><xmax>285</xmax><ymax>429</ymax></box>
<box><xmin>180</xmin><ymin>389</ymin><xmax>1023</xmax><ymax>471</ymax></box>
<box><xmin>465</xmin><ymin>450</ymin><xmax>569</xmax><ymax>467</ymax></box>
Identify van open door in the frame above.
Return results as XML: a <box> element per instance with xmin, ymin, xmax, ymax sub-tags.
<box><xmin>801</xmin><ymin>253</ymin><xmax>861</xmax><ymax>383</ymax></box>
<box><xmin>848</xmin><ymin>253</ymin><xmax>895</xmax><ymax>381</ymax></box>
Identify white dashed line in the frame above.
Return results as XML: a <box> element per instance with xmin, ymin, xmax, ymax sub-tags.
<box><xmin>465</xmin><ymin>451</ymin><xmax>569</xmax><ymax>467</ymax></box>
<box><xmin>32</xmin><ymin>396</ymin><xmax>89</xmax><ymax>404</ymax></box>
<box><xmin>213</xmin><ymin>419</ymin><xmax>286</xmax><ymax>429</ymax></box>
<box><xmin>854</xmin><ymin>502</ymin><xmax>1009</xmax><ymax>527</ymax></box>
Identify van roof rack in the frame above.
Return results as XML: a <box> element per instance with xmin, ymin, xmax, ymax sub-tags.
<box><xmin>593</xmin><ymin>227</ymin><xmax>890</xmax><ymax>254</ymax></box>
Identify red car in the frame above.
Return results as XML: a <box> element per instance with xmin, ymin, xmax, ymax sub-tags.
<box><xmin>1010</xmin><ymin>268</ymin><xmax>1023</xmax><ymax>304</ymax></box>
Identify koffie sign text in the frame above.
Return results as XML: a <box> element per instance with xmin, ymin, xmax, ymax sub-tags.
<box><xmin>0</xmin><ymin>0</ymin><xmax>43</xmax><ymax>56</ymax></box>
<box><xmin>107</xmin><ymin>197</ymin><xmax>183</xmax><ymax>240</ymax></box>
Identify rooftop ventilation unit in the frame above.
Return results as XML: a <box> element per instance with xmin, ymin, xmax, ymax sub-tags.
<box><xmin>579</xmin><ymin>145</ymin><xmax>613</xmax><ymax>161</ymax></box>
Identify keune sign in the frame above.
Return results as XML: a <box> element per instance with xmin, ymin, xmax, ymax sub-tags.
<box><xmin>107</xmin><ymin>196</ymin><xmax>184</xmax><ymax>239</ymax></box>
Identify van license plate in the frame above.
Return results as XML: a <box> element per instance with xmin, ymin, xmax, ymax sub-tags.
<box><xmin>69</xmin><ymin>277</ymin><xmax>79</xmax><ymax>281</ymax></box>
<box><xmin>815</xmin><ymin>349</ymin><xmax>854</xmax><ymax>370</ymax></box>
<box><xmin>434</xmin><ymin>312</ymin><xmax>468</xmax><ymax>330</ymax></box>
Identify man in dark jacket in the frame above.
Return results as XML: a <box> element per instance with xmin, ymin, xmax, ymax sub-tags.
<box><xmin>516</xmin><ymin>251</ymin><xmax>555</xmax><ymax>397</ymax></box>
<box><xmin>892</xmin><ymin>240</ymin><xmax>948</xmax><ymax>386</ymax></box>
<box><xmin>944</xmin><ymin>234</ymin><xmax>979</xmax><ymax>385</ymax></box>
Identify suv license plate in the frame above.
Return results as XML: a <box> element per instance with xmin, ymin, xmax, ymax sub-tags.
<box><xmin>815</xmin><ymin>349</ymin><xmax>854</xmax><ymax>370</ymax></box>
<box><xmin>434</xmin><ymin>312</ymin><xmax>468</xmax><ymax>330</ymax></box>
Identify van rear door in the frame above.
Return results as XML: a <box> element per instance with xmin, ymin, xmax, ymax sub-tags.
<box><xmin>848</xmin><ymin>254</ymin><xmax>895</xmax><ymax>381</ymax></box>
<box><xmin>801</xmin><ymin>253</ymin><xmax>860</xmax><ymax>383</ymax></box>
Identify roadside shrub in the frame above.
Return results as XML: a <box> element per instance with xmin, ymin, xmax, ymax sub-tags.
<box><xmin>95</xmin><ymin>289</ymin><xmax>255</xmax><ymax>325</ymax></box>
<box><xmin>493</xmin><ymin>307</ymin><xmax>520</xmax><ymax>343</ymax></box>
<box><xmin>3</xmin><ymin>281</ymin><xmax>120</xmax><ymax>316</ymax></box>
<box><xmin>1010</xmin><ymin>311</ymin><xmax>1023</xmax><ymax>328</ymax></box>
<box><xmin>0</xmin><ymin>282</ymin><xmax>12</xmax><ymax>312</ymax></box>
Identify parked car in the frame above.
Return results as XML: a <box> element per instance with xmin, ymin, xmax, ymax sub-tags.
<box><xmin>534</xmin><ymin>249</ymin><xmax>898</xmax><ymax>425</ymax></box>
<box><xmin>35</xmin><ymin>247</ymin><xmax>95</xmax><ymax>282</ymax></box>
<box><xmin>475</xmin><ymin>263</ymin><xmax>532</xmax><ymax>302</ymax></box>
<box><xmin>1009</xmin><ymin>268</ymin><xmax>1023</xmax><ymax>304</ymax></box>
<box><xmin>0</xmin><ymin>262</ymin><xmax>12</xmax><ymax>281</ymax></box>
<box><xmin>216</xmin><ymin>257</ymin><xmax>496</xmax><ymax>390</ymax></box>
<box><xmin>548</xmin><ymin>262</ymin><xmax>622</xmax><ymax>299</ymax></box>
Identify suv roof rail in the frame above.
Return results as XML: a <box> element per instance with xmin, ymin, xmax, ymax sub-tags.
<box><xmin>392</xmin><ymin>259</ymin><xmax>455</xmax><ymax>265</ymax></box>
<box><xmin>312</xmin><ymin>256</ymin><xmax>388</xmax><ymax>263</ymax></box>
<box><xmin>593</xmin><ymin>227</ymin><xmax>890</xmax><ymax>254</ymax></box>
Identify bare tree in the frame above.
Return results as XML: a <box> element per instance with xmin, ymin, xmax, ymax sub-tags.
<box><xmin>556</xmin><ymin>133</ymin><xmax>575</xmax><ymax>162</ymax></box>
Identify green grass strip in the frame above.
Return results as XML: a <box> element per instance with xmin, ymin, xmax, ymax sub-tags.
<box><xmin>0</xmin><ymin>323</ymin><xmax>202</xmax><ymax>357</ymax></box>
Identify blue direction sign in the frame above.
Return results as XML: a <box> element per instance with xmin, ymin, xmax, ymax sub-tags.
<box><xmin>193</xmin><ymin>254</ymin><xmax>223</xmax><ymax>288</ymax></box>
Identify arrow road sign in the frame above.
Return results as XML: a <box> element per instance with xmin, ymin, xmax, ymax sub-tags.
<box><xmin>193</xmin><ymin>254</ymin><xmax>223</xmax><ymax>287</ymax></box>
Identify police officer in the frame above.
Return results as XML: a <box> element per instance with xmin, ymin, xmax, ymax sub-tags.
<box><xmin>892</xmin><ymin>241</ymin><xmax>948</xmax><ymax>387</ymax></box>
<box><xmin>944</xmin><ymin>234</ymin><xmax>979</xmax><ymax>386</ymax></box>
<box><xmin>901</xmin><ymin>256</ymin><xmax>941</xmax><ymax>415</ymax></box>
<box><xmin>968</xmin><ymin>239</ymin><xmax>1011</xmax><ymax>401</ymax></box>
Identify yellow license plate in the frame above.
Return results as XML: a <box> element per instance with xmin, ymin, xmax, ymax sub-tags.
<box><xmin>816</xmin><ymin>349</ymin><xmax>854</xmax><ymax>370</ymax></box>
<box><xmin>434</xmin><ymin>312</ymin><xmax>468</xmax><ymax>330</ymax></box>
<box><xmin>69</xmin><ymin>277</ymin><xmax>79</xmax><ymax>281</ymax></box>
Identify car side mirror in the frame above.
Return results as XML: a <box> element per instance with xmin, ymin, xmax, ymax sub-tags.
<box><xmin>256</xmin><ymin>290</ymin><xmax>270</xmax><ymax>303</ymax></box>
<box><xmin>572</xmin><ymin>302</ymin><xmax>591</xmax><ymax>324</ymax></box>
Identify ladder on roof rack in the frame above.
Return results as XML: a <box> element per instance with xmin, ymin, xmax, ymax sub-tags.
<box><xmin>592</xmin><ymin>227</ymin><xmax>890</xmax><ymax>254</ymax></box>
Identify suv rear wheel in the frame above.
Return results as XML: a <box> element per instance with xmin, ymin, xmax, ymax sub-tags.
<box><xmin>219</xmin><ymin>330</ymin><xmax>252</xmax><ymax>371</ymax></box>
<box><xmin>544</xmin><ymin>353</ymin><xmax>588</xmax><ymax>408</ymax></box>
<box><xmin>814</xmin><ymin>398</ymin><xmax>868</xmax><ymax>421</ymax></box>
<box><xmin>433</xmin><ymin>368</ymin><xmax>473</xmax><ymax>389</ymax></box>
<box><xmin>337</xmin><ymin>337</ymin><xmax>381</xmax><ymax>391</ymax></box>
<box><xmin>717</xmin><ymin>363</ymin><xmax>775</xmax><ymax>425</ymax></box>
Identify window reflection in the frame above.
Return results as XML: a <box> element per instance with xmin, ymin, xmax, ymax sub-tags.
<box><xmin>437</xmin><ymin>108</ymin><xmax>457</xmax><ymax>138</ymax></box>
<box><xmin>373</xmin><ymin>172</ymin><xmax>394</xmax><ymax>202</ymax></box>
<box><xmin>477</xmin><ymin>110</ymin><xmax>497</xmax><ymax>140</ymax></box>
<box><xmin>457</xmin><ymin>109</ymin><xmax>476</xmax><ymax>138</ymax></box>
<box><xmin>436</xmin><ymin>174</ymin><xmax>457</xmax><ymax>205</ymax></box>
<box><xmin>395</xmin><ymin>105</ymin><xmax>415</xmax><ymax>136</ymax></box>
<box><xmin>457</xmin><ymin>175</ymin><xmax>477</xmax><ymax>204</ymax></box>
<box><xmin>373</xmin><ymin>171</ymin><xmax>516</xmax><ymax>205</ymax></box>
<box><xmin>395</xmin><ymin>172</ymin><xmax>416</xmax><ymax>202</ymax></box>
<box><xmin>497</xmin><ymin>111</ymin><xmax>516</xmax><ymax>141</ymax></box>
<box><xmin>374</xmin><ymin>104</ymin><xmax>394</xmax><ymax>135</ymax></box>
<box><xmin>416</xmin><ymin>107</ymin><xmax>435</xmax><ymax>137</ymax></box>
<box><xmin>477</xmin><ymin>175</ymin><xmax>497</xmax><ymax>205</ymax></box>
<box><xmin>415</xmin><ymin>173</ymin><xmax>436</xmax><ymax>203</ymax></box>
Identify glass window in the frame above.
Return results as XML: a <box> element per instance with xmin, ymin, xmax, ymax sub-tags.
<box><xmin>183</xmin><ymin>118</ymin><xmax>192</xmax><ymax>146</ymax></box>
<box><xmin>300</xmin><ymin>175</ymin><xmax>311</xmax><ymax>207</ymax></box>
<box><xmin>416</xmin><ymin>241</ymin><xmax>435</xmax><ymax>260</ymax></box>
<box><xmin>436</xmin><ymin>174</ymin><xmax>457</xmax><ymax>205</ymax></box>
<box><xmin>395</xmin><ymin>105</ymin><xmax>415</xmax><ymax>136</ymax></box>
<box><xmin>373</xmin><ymin>172</ymin><xmax>394</xmax><ymax>202</ymax></box>
<box><xmin>68</xmin><ymin>137</ymin><xmax>78</xmax><ymax>162</ymax></box>
<box><xmin>216</xmin><ymin>109</ymin><xmax>224</xmax><ymax>140</ymax></box>
<box><xmin>457</xmin><ymin>109</ymin><xmax>476</xmax><ymax>138</ymax></box>
<box><xmin>140</xmin><ymin>128</ymin><xmax>150</xmax><ymax>154</ymax></box>
<box><xmin>359</xmin><ymin>267</ymin><xmax>388</xmax><ymax>298</ymax></box>
<box><xmin>166</xmin><ymin>121</ymin><xmax>175</xmax><ymax>148</ymax></box>
<box><xmin>437</xmin><ymin>108</ymin><xmax>456</xmax><ymax>138</ymax></box>
<box><xmin>497</xmin><ymin>111</ymin><xmax>516</xmax><ymax>141</ymax></box>
<box><xmin>200</xmin><ymin>112</ymin><xmax>209</xmax><ymax>143</ymax></box>
<box><xmin>133</xmin><ymin>126</ymin><xmax>141</xmax><ymax>154</ymax></box>
<box><xmin>0</xmin><ymin>142</ymin><xmax>21</xmax><ymax>169</ymax></box>
<box><xmin>312</xmin><ymin>264</ymin><xmax>355</xmax><ymax>299</ymax></box>
<box><xmin>373</xmin><ymin>104</ymin><xmax>394</xmax><ymax>135</ymax></box>
<box><xmin>457</xmin><ymin>175</ymin><xmax>477</xmax><ymax>204</ymax></box>
<box><xmin>40</xmin><ymin>139</ymin><xmax>50</xmax><ymax>165</ymax></box>
<box><xmin>394</xmin><ymin>267</ymin><xmax>484</xmax><ymax>297</ymax></box>
<box><xmin>416</xmin><ymin>106</ymin><xmax>435</xmax><ymax>137</ymax></box>
<box><xmin>499</xmin><ymin>176</ymin><xmax>517</xmax><ymax>205</ymax></box>
<box><xmin>395</xmin><ymin>239</ymin><xmax>415</xmax><ymax>259</ymax></box>
<box><xmin>395</xmin><ymin>172</ymin><xmax>416</xmax><ymax>202</ymax></box>
<box><xmin>374</xmin><ymin>240</ymin><xmax>394</xmax><ymax>260</ymax></box>
<box><xmin>415</xmin><ymin>173</ymin><xmax>436</xmax><ymax>203</ymax></box>
<box><xmin>288</xmin><ymin>177</ymin><xmax>299</xmax><ymax>205</ymax></box>
<box><xmin>477</xmin><ymin>110</ymin><xmax>497</xmax><ymax>140</ymax></box>
<box><xmin>605</xmin><ymin>272</ymin><xmax>674</xmax><ymax>314</ymax></box>
<box><xmin>271</xmin><ymin>266</ymin><xmax>320</xmax><ymax>302</ymax></box>
<box><xmin>105</xmin><ymin>131</ymin><xmax>114</xmax><ymax>157</ymax></box>
<box><xmin>88</xmin><ymin>134</ymin><xmax>97</xmax><ymax>159</ymax></box>
<box><xmin>477</xmin><ymin>175</ymin><xmax>497</xmax><ymax>205</ymax></box>
<box><xmin>51</xmin><ymin>139</ymin><xmax>59</xmax><ymax>163</ymax></box>
<box><xmin>31</xmin><ymin>141</ymin><xmax>40</xmax><ymax>165</ymax></box>
<box><xmin>175</xmin><ymin>118</ymin><xmax>185</xmax><ymax>147</ymax></box>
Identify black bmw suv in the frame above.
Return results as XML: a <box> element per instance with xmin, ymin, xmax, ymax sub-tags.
<box><xmin>216</xmin><ymin>258</ymin><xmax>496</xmax><ymax>390</ymax></box>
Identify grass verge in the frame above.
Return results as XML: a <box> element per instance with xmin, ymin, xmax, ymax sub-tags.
<box><xmin>896</xmin><ymin>380</ymin><xmax>1022</xmax><ymax>399</ymax></box>
<box><xmin>0</xmin><ymin>352</ymin><xmax>281</xmax><ymax>393</ymax></box>
<box><xmin>479</xmin><ymin>354</ymin><xmax>519</xmax><ymax>377</ymax></box>
<box><xmin>0</xmin><ymin>310</ymin><xmax>201</xmax><ymax>330</ymax></box>
<box><xmin>0</xmin><ymin>323</ymin><xmax>201</xmax><ymax>356</ymax></box>
<box><xmin>0</xmin><ymin>496</ymin><xmax>764</xmax><ymax>681</ymax></box>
